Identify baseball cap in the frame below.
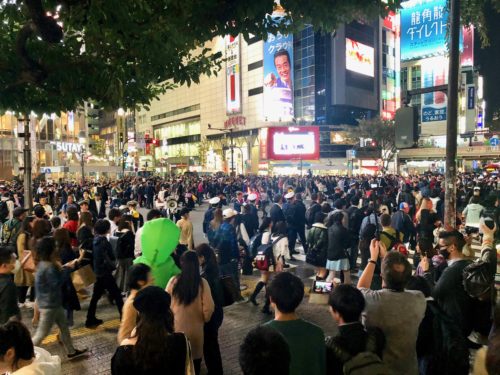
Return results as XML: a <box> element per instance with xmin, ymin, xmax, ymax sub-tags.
<box><xmin>247</xmin><ymin>193</ymin><xmax>257</xmax><ymax>201</ymax></box>
<box><xmin>284</xmin><ymin>192</ymin><xmax>294</xmax><ymax>199</ymax></box>
<box><xmin>209</xmin><ymin>197</ymin><xmax>221</xmax><ymax>205</ymax></box>
<box><xmin>223</xmin><ymin>208</ymin><xmax>238</xmax><ymax>219</ymax></box>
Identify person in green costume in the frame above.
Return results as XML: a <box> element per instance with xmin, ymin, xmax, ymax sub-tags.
<box><xmin>133</xmin><ymin>218</ymin><xmax>181</xmax><ymax>289</ymax></box>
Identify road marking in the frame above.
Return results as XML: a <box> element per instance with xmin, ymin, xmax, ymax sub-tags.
<box><xmin>42</xmin><ymin>319</ymin><xmax>121</xmax><ymax>345</ymax></box>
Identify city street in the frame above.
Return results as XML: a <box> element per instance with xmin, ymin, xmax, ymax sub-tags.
<box><xmin>21</xmin><ymin>203</ymin><xmax>339</xmax><ymax>375</ymax></box>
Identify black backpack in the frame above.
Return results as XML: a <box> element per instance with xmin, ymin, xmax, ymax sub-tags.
<box><xmin>0</xmin><ymin>201</ymin><xmax>8</xmax><ymax>223</ymax></box>
<box><xmin>463</xmin><ymin>248</ymin><xmax>495</xmax><ymax>299</ymax></box>
<box><xmin>426</xmin><ymin>302</ymin><xmax>470</xmax><ymax>375</ymax></box>
<box><xmin>249</xmin><ymin>232</ymin><xmax>264</xmax><ymax>258</ymax></box>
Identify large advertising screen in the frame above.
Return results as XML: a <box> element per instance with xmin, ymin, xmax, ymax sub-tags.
<box><xmin>263</xmin><ymin>30</ymin><xmax>294</xmax><ymax>121</ymax></box>
<box><xmin>267</xmin><ymin>126</ymin><xmax>319</xmax><ymax>160</ymax></box>
<box><xmin>400</xmin><ymin>0</ymin><xmax>448</xmax><ymax>61</ymax></box>
<box><xmin>346</xmin><ymin>38</ymin><xmax>375</xmax><ymax>77</ymax></box>
<box><xmin>421</xmin><ymin>57</ymin><xmax>448</xmax><ymax>122</ymax></box>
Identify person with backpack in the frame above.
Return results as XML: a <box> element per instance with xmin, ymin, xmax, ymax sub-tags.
<box><xmin>250</xmin><ymin>221</ymin><xmax>288</xmax><ymax>315</ymax></box>
<box><xmin>379</xmin><ymin>214</ymin><xmax>406</xmax><ymax>256</ymax></box>
<box><xmin>306</xmin><ymin>212</ymin><xmax>328</xmax><ymax>280</ymax></box>
<box><xmin>406</xmin><ymin>276</ymin><xmax>470</xmax><ymax>375</ymax></box>
<box><xmin>325</xmin><ymin>284</ymin><xmax>386</xmax><ymax>375</ymax></box>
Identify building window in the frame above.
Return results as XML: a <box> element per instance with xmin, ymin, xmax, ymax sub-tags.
<box><xmin>248</xmin><ymin>60</ymin><xmax>263</xmax><ymax>71</ymax></box>
<box><xmin>248</xmin><ymin>87</ymin><xmax>263</xmax><ymax>96</ymax></box>
<box><xmin>247</xmin><ymin>35</ymin><xmax>260</xmax><ymax>45</ymax></box>
<box><xmin>151</xmin><ymin>104</ymin><xmax>200</xmax><ymax>122</ymax></box>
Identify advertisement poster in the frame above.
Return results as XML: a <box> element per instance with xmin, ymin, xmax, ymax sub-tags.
<box><xmin>400</xmin><ymin>0</ymin><xmax>448</xmax><ymax>61</ymax></box>
<box><xmin>267</xmin><ymin>126</ymin><xmax>319</xmax><ymax>160</ymax></box>
<box><xmin>225</xmin><ymin>35</ymin><xmax>241</xmax><ymax>114</ymax></box>
<box><xmin>345</xmin><ymin>38</ymin><xmax>375</xmax><ymax>77</ymax></box>
<box><xmin>263</xmin><ymin>30</ymin><xmax>294</xmax><ymax>121</ymax></box>
<box><xmin>460</xmin><ymin>25</ymin><xmax>474</xmax><ymax>67</ymax></box>
<box><xmin>421</xmin><ymin>57</ymin><xmax>448</xmax><ymax>122</ymax></box>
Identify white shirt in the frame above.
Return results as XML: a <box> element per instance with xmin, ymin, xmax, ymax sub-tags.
<box><xmin>11</xmin><ymin>347</ymin><xmax>61</xmax><ymax>375</ymax></box>
<box><xmin>134</xmin><ymin>226</ymin><xmax>143</xmax><ymax>258</ymax></box>
<box><xmin>262</xmin><ymin>232</ymin><xmax>290</xmax><ymax>260</ymax></box>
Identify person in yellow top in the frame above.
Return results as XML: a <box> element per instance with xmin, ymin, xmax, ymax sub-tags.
<box><xmin>379</xmin><ymin>214</ymin><xmax>404</xmax><ymax>251</ymax></box>
<box><xmin>176</xmin><ymin>208</ymin><xmax>194</xmax><ymax>251</ymax></box>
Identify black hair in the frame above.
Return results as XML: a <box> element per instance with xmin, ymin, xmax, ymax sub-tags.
<box><xmin>438</xmin><ymin>230</ymin><xmax>466</xmax><ymax>252</ymax></box>
<box><xmin>0</xmin><ymin>321</ymin><xmax>35</xmax><ymax>369</ymax></box>
<box><xmin>179</xmin><ymin>208</ymin><xmax>190</xmax><ymax>217</ymax></box>
<box><xmin>328</xmin><ymin>211</ymin><xmax>344</xmax><ymax>226</ymax></box>
<box><xmin>268</xmin><ymin>272</ymin><xmax>304</xmax><ymax>313</ymax></box>
<box><xmin>0</xmin><ymin>246</ymin><xmax>14</xmax><ymax>265</ymax></box>
<box><xmin>259</xmin><ymin>217</ymin><xmax>272</xmax><ymax>233</ymax></box>
<box><xmin>146</xmin><ymin>209</ymin><xmax>163</xmax><ymax>221</ymax></box>
<box><xmin>334</xmin><ymin>199</ymin><xmax>345</xmax><ymax>210</ymax></box>
<box><xmin>108</xmin><ymin>208</ymin><xmax>122</xmax><ymax>221</ymax></box>
<box><xmin>127</xmin><ymin>263</ymin><xmax>151</xmax><ymax>291</ymax></box>
<box><xmin>351</xmin><ymin>196</ymin><xmax>360</xmax><ymax>206</ymax></box>
<box><xmin>173</xmin><ymin>251</ymin><xmax>201</xmax><ymax>306</ymax></box>
<box><xmin>273</xmin><ymin>195</ymin><xmax>282</xmax><ymax>204</ymax></box>
<box><xmin>381</xmin><ymin>251</ymin><xmax>412</xmax><ymax>292</ymax></box>
<box><xmin>406</xmin><ymin>276</ymin><xmax>432</xmax><ymax>298</ymax></box>
<box><xmin>380</xmin><ymin>213</ymin><xmax>391</xmax><ymax>227</ymax></box>
<box><xmin>328</xmin><ymin>284</ymin><xmax>365</xmax><ymax>323</ymax></box>
<box><xmin>94</xmin><ymin>219</ymin><xmax>111</xmax><ymax>235</ymax></box>
<box><xmin>239</xmin><ymin>326</ymin><xmax>290</xmax><ymax>375</ymax></box>
<box><xmin>35</xmin><ymin>236</ymin><xmax>56</xmax><ymax>262</ymax></box>
<box><xmin>313</xmin><ymin>212</ymin><xmax>325</xmax><ymax>224</ymax></box>
<box><xmin>311</xmin><ymin>193</ymin><xmax>318</xmax><ymax>201</ymax></box>
<box><xmin>195</xmin><ymin>243</ymin><xmax>219</xmax><ymax>282</ymax></box>
<box><xmin>273</xmin><ymin>49</ymin><xmax>290</xmax><ymax>65</ymax></box>
<box><xmin>50</xmin><ymin>216</ymin><xmax>61</xmax><ymax>229</ymax></box>
<box><xmin>66</xmin><ymin>206</ymin><xmax>79</xmax><ymax>221</ymax></box>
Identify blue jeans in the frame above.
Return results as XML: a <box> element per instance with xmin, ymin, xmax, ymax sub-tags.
<box><xmin>220</xmin><ymin>259</ymin><xmax>240</xmax><ymax>291</ymax></box>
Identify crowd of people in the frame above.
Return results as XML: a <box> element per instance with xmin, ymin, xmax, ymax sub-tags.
<box><xmin>0</xmin><ymin>171</ymin><xmax>498</xmax><ymax>375</ymax></box>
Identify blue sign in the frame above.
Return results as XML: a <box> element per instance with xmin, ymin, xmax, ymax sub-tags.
<box><xmin>477</xmin><ymin>113</ymin><xmax>483</xmax><ymax>128</ymax></box>
<box><xmin>401</xmin><ymin>0</ymin><xmax>448</xmax><ymax>61</ymax></box>
<box><xmin>467</xmin><ymin>86</ymin><xmax>475</xmax><ymax>110</ymax></box>
<box><xmin>422</xmin><ymin>106</ymin><xmax>446</xmax><ymax>122</ymax></box>
<box><xmin>490</xmin><ymin>138</ymin><xmax>499</xmax><ymax>146</ymax></box>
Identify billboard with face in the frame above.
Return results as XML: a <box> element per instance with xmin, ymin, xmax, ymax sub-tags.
<box><xmin>263</xmin><ymin>31</ymin><xmax>294</xmax><ymax>121</ymax></box>
<box><xmin>267</xmin><ymin>126</ymin><xmax>319</xmax><ymax>160</ymax></box>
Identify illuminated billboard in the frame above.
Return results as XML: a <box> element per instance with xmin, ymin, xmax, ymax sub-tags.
<box><xmin>421</xmin><ymin>57</ymin><xmax>448</xmax><ymax>122</ymax></box>
<box><xmin>263</xmin><ymin>30</ymin><xmax>294</xmax><ymax>121</ymax></box>
<box><xmin>400</xmin><ymin>0</ymin><xmax>448</xmax><ymax>61</ymax></box>
<box><xmin>346</xmin><ymin>38</ymin><xmax>375</xmax><ymax>77</ymax></box>
<box><xmin>225</xmin><ymin>35</ymin><xmax>241</xmax><ymax>113</ymax></box>
<box><xmin>267</xmin><ymin>126</ymin><xmax>320</xmax><ymax>160</ymax></box>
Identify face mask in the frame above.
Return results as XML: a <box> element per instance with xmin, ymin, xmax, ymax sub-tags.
<box><xmin>12</xmin><ymin>260</ymin><xmax>21</xmax><ymax>274</ymax></box>
<box><xmin>439</xmin><ymin>249</ymin><xmax>450</xmax><ymax>260</ymax></box>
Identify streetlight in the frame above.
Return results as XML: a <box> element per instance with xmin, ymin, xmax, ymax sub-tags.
<box><xmin>208</xmin><ymin>124</ymin><xmax>235</xmax><ymax>175</ymax></box>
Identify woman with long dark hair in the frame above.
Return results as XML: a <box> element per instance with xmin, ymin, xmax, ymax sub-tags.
<box><xmin>195</xmin><ymin>244</ymin><xmax>224</xmax><ymax>375</ymax></box>
<box><xmin>14</xmin><ymin>216</ymin><xmax>36</xmax><ymax>307</ymax></box>
<box><xmin>77</xmin><ymin>211</ymin><xmax>94</xmax><ymax>267</ymax></box>
<box><xmin>111</xmin><ymin>286</ymin><xmax>194</xmax><ymax>374</ymax></box>
<box><xmin>166</xmin><ymin>251</ymin><xmax>214</xmax><ymax>375</ymax></box>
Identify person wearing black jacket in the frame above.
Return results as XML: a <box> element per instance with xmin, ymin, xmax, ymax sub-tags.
<box><xmin>196</xmin><ymin>244</ymin><xmax>224</xmax><ymax>375</ymax></box>
<box><xmin>306</xmin><ymin>193</ymin><xmax>322</xmax><ymax>229</ymax></box>
<box><xmin>346</xmin><ymin>197</ymin><xmax>364</xmax><ymax>271</ymax></box>
<box><xmin>269</xmin><ymin>195</ymin><xmax>285</xmax><ymax>228</ymax></box>
<box><xmin>294</xmin><ymin>194</ymin><xmax>308</xmax><ymax>255</ymax></box>
<box><xmin>0</xmin><ymin>247</ymin><xmax>20</xmax><ymax>324</ymax></box>
<box><xmin>86</xmin><ymin>219</ymin><xmax>123</xmax><ymax>328</ymax></box>
<box><xmin>326</xmin><ymin>212</ymin><xmax>351</xmax><ymax>284</ymax></box>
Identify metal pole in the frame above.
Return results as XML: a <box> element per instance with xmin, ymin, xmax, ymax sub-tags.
<box><xmin>444</xmin><ymin>0</ymin><xmax>460</xmax><ymax>230</ymax></box>
<box><xmin>230</xmin><ymin>129</ymin><xmax>235</xmax><ymax>175</ymax></box>
<box><xmin>23</xmin><ymin>116</ymin><xmax>33</xmax><ymax>211</ymax></box>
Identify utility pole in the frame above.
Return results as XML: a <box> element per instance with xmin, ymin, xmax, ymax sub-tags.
<box><xmin>444</xmin><ymin>0</ymin><xmax>460</xmax><ymax>229</ymax></box>
<box><xmin>22</xmin><ymin>115</ymin><xmax>33</xmax><ymax>211</ymax></box>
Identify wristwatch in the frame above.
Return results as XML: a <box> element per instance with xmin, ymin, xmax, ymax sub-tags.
<box><xmin>368</xmin><ymin>259</ymin><xmax>377</xmax><ymax>265</ymax></box>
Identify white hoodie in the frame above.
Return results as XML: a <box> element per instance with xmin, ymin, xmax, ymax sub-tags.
<box><xmin>11</xmin><ymin>347</ymin><xmax>61</xmax><ymax>375</ymax></box>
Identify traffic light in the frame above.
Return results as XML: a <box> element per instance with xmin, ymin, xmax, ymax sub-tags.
<box><xmin>371</xmin><ymin>141</ymin><xmax>377</xmax><ymax>147</ymax></box>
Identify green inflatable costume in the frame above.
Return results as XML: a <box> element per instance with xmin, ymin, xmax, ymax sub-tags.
<box><xmin>133</xmin><ymin>218</ymin><xmax>181</xmax><ymax>289</ymax></box>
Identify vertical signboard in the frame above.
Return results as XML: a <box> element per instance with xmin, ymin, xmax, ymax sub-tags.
<box><xmin>400</xmin><ymin>0</ymin><xmax>448</xmax><ymax>61</ymax></box>
<box><xmin>421</xmin><ymin>57</ymin><xmax>448</xmax><ymax>122</ymax></box>
<box><xmin>460</xmin><ymin>25</ymin><xmax>474</xmax><ymax>67</ymax></box>
<box><xmin>263</xmin><ymin>29</ymin><xmax>294</xmax><ymax>121</ymax></box>
<box><xmin>225</xmin><ymin>35</ymin><xmax>241</xmax><ymax>114</ymax></box>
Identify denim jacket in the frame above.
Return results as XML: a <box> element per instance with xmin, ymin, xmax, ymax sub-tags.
<box><xmin>35</xmin><ymin>261</ymin><xmax>63</xmax><ymax>309</ymax></box>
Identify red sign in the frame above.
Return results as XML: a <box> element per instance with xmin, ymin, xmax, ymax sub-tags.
<box><xmin>461</xmin><ymin>26</ymin><xmax>474</xmax><ymax>67</ymax></box>
<box><xmin>267</xmin><ymin>126</ymin><xmax>320</xmax><ymax>161</ymax></box>
<box><xmin>259</xmin><ymin>128</ymin><xmax>268</xmax><ymax>160</ymax></box>
<box><xmin>383</xmin><ymin>11</ymin><xmax>396</xmax><ymax>31</ymax></box>
<box><xmin>224</xmin><ymin>115</ymin><xmax>246</xmax><ymax>129</ymax></box>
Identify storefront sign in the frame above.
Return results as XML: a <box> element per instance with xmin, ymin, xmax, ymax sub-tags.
<box><xmin>260</xmin><ymin>128</ymin><xmax>268</xmax><ymax>160</ymax></box>
<box><xmin>225</xmin><ymin>35</ymin><xmax>242</xmax><ymax>114</ymax></box>
<box><xmin>51</xmin><ymin>141</ymin><xmax>84</xmax><ymax>153</ymax></box>
<box><xmin>224</xmin><ymin>115</ymin><xmax>246</xmax><ymax>129</ymax></box>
